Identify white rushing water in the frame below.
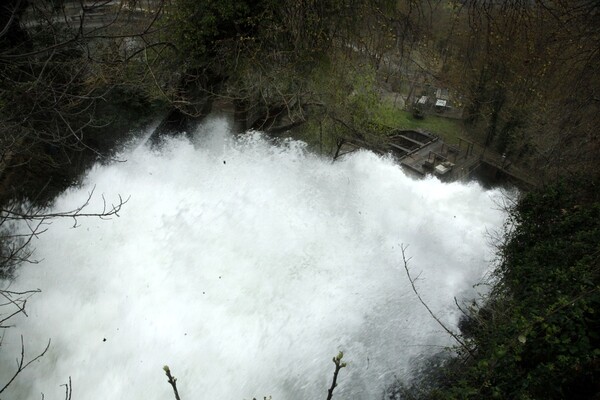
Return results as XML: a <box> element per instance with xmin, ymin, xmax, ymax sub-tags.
<box><xmin>1</xmin><ymin>117</ymin><xmax>506</xmax><ymax>399</ymax></box>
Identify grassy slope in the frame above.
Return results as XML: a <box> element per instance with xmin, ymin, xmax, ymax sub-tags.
<box><xmin>373</xmin><ymin>102</ymin><xmax>466</xmax><ymax>144</ymax></box>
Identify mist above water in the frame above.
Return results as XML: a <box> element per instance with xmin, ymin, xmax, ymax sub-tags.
<box><xmin>1</xmin><ymin>117</ymin><xmax>506</xmax><ymax>399</ymax></box>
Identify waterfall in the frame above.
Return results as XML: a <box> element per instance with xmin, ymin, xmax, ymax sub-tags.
<box><xmin>0</xmin><ymin>116</ymin><xmax>506</xmax><ymax>399</ymax></box>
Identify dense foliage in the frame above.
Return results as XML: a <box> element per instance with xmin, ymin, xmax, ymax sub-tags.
<box><xmin>1</xmin><ymin>1</ymin><xmax>599</xmax><ymax>397</ymax></box>
<box><xmin>159</xmin><ymin>0</ymin><xmax>600</xmax><ymax>180</ymax></box>
<box><xmin>409</xmin><ymin>178</ymin><xmax>600</xmax><ymax>399</ymax></box>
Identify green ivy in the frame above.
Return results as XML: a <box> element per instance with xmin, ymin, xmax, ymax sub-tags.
<box><xmin>414</xmin><ymin>178</ymin><xmax>600</xmax><ymax>399</ymax></box>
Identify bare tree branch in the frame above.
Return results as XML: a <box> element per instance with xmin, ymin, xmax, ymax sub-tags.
<box><xmin>60</xmin><ymin>376</ymin><xmax>72</xmax><ymax>400</ymax></box>
<box><xmin>163</xmin><ymin>365</ymin><xmax>182</xmax><ymax>400</ymax></box>
<box><xmin>0</xmin><ymin>0</ymin><xmax>23</xmax><ymax>39</ymax></box>
<box><xmin>0</xmin><ymin>186</ymin><xmax>129</xmax><ymax>222</ymax></box>
<box><xmin>0</xmin><ymin>336</ymin><xmax>51</xmax><ymax>394</ymax></box>
<box><xmin>401</xmin><ymin>244</ymin><xmax>475</xmax><ymax>358</ymax></box>
<box><xmin>326</xmin><ymin>351</ymin><xmax>347</xmax><ymax>400</ymax></box>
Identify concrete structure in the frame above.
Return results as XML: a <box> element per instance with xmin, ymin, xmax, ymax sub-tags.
<box><xmin>388</xmin><ymin>132</ymin><xmax>536</xmax><ymax>188</ymax></box>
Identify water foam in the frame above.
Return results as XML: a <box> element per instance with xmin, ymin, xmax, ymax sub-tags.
<box><xmin>0</xmin><ymin>117</ymin><xmax>506</xmax><ymax>399</ymax></box>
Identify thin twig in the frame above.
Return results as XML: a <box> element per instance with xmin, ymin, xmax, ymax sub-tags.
<box><xmin>326</xmin><ymin>351</ymin><xmax>347</xmax><ymax>400</ymax></box>
<box><xmin>60</xmin><ymin>376</ymin><xmax>72</xmax><ymax>400</ymax></box>
<box><xmin>0</xmin><ymin>337</ymin><xmax>51</xmax><ymax>394</ymax></box>
<box><xmin>401</xmin><ymin>244</ymin><xmax>475</xmax><ymax>358</ymax></box>
<box><xmin>163</xmin><ymin>365</ymin><xmax>181</xmax><ymax>400</ymax></box>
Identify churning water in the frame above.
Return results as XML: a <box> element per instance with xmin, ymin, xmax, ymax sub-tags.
<box><xmin>0</xmin><ymin>117</ymin><xmax>506</xmax><ymax>399</ymax></box>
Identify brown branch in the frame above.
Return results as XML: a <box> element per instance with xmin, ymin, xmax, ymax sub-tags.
<box><xmin>0</xmin><ymin>0</ymin><xmax>166</xmax><ymax>60</ymax></box>
<box><xmin>163</xmin><ymin>365</ymin><xmax>181</xmax><ymax>400</ymax></box>
<box><xmin>0</xmin><ymin>336</ymin><xmax>51</xmax><ymax>394</ymax></box>
<box><xmin>0</xmin><ymin>289</ymin><xmax>40</xmax><ymax>327</ymax></box>
<box><xmin>0</xmin><ymin>0</ymin><xmax>23</xmax><ymax>39</ymax></box>
<box><xmin>60</xmin><ymin>376</ymin><xmax>72</xmax><ymax>400</ymax></box>
<box><xmin>326</xmin><ymin>351</ymin><xmax>346</xmax><ymax>400</ymax></box>
<box><xmin>401</xmin><ymin>244</ymin><xmax>475</xmax><ymax>358</ymax></box>
<box><xmin>0</xmin><ymin>186</ymin><xmax>129</xmax><ymax>222</ymax></box>
<box><xmin>0</xmin><ymin>34</ymin><xmax>82</xmax><ymax>60</ymax></box>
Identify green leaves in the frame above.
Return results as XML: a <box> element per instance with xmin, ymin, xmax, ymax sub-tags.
<box><xmin>416</xmin><ymin>178</ymin><xmax>600</xmax><ymax>399</ymax></box>
<box><xmin>166</xmin><ymin>0</ymin><xmax>262</xmax><ymax>69</ymax></box>
<box><xmin>333</xmin><ymin>351</ymin><xmax>347</xmax><ymax>368</ymax></box>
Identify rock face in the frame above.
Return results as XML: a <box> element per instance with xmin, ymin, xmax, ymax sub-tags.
<box><xmin>151</xmin><ymin>99</ymin><xmax>214</xmax><ymax>143</ymax></box>
<box><xmin>152</xmin><ymin>92</ymin><xmax>307</xmax><ymax>142</ymax></box>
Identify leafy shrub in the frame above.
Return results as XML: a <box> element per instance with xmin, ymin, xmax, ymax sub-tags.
<box><xmin>414</xmin><ymin>177</ymin><xmax>600</xmax><ymax>399</ymax></box>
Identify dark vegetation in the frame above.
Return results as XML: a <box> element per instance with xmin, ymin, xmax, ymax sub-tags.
<box><xmin>0</xmin><ymin>0</ymin><xmax>599</xmax><ymax>398</ymax></box>
<box><xmin>398</xmin><ymin>177</ymin><xmax>600</xmax><ymax>399</ymax></box>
